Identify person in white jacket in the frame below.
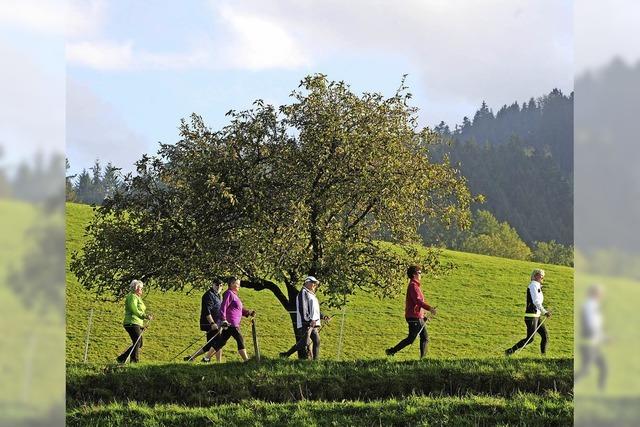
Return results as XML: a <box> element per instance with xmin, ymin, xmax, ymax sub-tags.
<box><xmin>505</xmin><ymin>269</ymin><xmax>551</xmax><ymax>355</ymax></box>
<box><xmin>279</xmin><ymin>276</ymin><xmax>328</xmax><ymax>360</ymax></box>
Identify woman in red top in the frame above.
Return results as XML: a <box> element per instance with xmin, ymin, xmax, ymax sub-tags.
<box><xmin>386</xmin><ymin>265</ymin><xmax>437</xmax><ymax>358</ymax></box>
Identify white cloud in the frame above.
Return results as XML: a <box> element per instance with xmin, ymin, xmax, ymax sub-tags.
<box><xmin>66</xmin><ymin>78</ymin><xmax>148</xmax><ymax>173</ymax></box>
<box><xmin>66</xmin><ymin>40</ymin><xmax>134</xmax><ymax>70</ymax></box>
<box><xmin>66</xmin><ymin>1</ymin><xmax>311</xmax><ymax>71</ymax></box>
<box><xmin>0</xmin><ymin>40</ymin><xmax>64</xmax><ymax>165</ymax></box>
<box><xmin>66</xmin><ymin>39</ymin><xmax>214</xmax><ymax>71</ymax></box>
<box><xmin>62</xmin><ymin>1</ymin><xmax>572</xmax><ymax>126</ymax></box>
<box><xmin>575</xmin><ymin>0</ymin><xmax>640</xmax><ymax>74</ymax></box>
<box><xmin>211</xmin><ymin>0</ymin><xmax>573</xmax><ymax>123</ymax></box>
<box><xmin>0</xmin><ymin>0</ymin><xmax>106</xmax><ymax>37</ymax></box>
<box><xmin>216</xmin><ymin>3</ymin><xmax>311</xmax><ymax>70</ymax></box>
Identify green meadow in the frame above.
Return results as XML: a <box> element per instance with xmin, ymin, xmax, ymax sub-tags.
<box><xmin>0</xmin><ymin>200</ymin><xmax>65</xmax><ymax>423</ymax></box>
<box><xmin>66</xmin><ymin>202</ymin><xmax>573</xmax><ymax>363</ymax></box>
<box><xmin>66</xmin><ymin>202</ymin><xmax>574</xmax><ymax>425</ymax></box>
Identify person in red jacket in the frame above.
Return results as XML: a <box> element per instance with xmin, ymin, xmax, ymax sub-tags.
<box><xmin>386</xmin><ymin>265</ymin><xmax>437</xmax><ymax>358</ymax></box>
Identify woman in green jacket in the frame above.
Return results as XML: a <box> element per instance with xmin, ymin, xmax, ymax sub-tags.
<box><xmin>116</xmin><ymin>279</ymin><xmax>153</xmax><ymax>363</ymax></box>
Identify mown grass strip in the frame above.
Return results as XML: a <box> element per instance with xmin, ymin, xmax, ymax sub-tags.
<box><xmin>67</xmin><ymin>358</ymin><xmax>572</xmax><ymax>407</ymax></box>
<box><xmin>575</xmin><ymin>396</ymin><xmax>640</xmax><ymax>427</ymax></box>
<box><xmin>67</xmin><ymin>393</ymin><xmax>573</xmax><ymax>427</ymax></box>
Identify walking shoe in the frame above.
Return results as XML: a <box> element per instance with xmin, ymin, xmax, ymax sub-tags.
<box><xmin>183</xmin><ymin>356</ymin><xmax>193</xmax><ymax>362</ymax></box>
<box><xmin>504</xmin><ymin>349</ymin><xmax>512</xmax><ymax>357</ymax></box>
<box><xmin>201</xmin><ymin>357</ymin><xmax>211</xmax><ymax>363</ymax></box>
<box><xmin>385</xmin><ymin>348</ymin><xmax>394</xmax><ymax>356</ymax></box>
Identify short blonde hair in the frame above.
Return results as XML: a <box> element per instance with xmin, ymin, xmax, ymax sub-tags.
<box><xmin>531</xmin><ymin>269</ymin><xmax>545</xmax><ymax>280</ymax></box>
<box><xmin>130</xmin><ymin>279</ymin><xmax>144</xmax><ymax>292</ymax></box>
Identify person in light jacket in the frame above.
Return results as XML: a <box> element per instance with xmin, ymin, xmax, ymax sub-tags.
<box><xmin>505</xmin><ymin>269</ymin><xmax>551</xmax><ymax>356</ymax></box>
<box><xmin>116</xmin><ymin>279</ymin><xmax>153</xmax><ymax>363</ymax></box>
<box><xmin>280</xmin><ymin>276</ymin><xmax>329</xmax><ymax>360</ymax></box>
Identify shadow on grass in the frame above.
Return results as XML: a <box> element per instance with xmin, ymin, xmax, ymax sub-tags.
<box><xmin>67</xmin><ymin>357</ymin><xmax>573</xmax><ymax>408</ymax></box>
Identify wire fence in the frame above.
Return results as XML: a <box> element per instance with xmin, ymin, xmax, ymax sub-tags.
<box><xmin>71</xmin><ymin>306</ymin><xmax>574</xmax><ymax>363</ymax></box>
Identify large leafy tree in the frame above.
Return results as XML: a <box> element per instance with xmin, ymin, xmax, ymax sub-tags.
<box><xmin>71</xmin><ymin>75</ymin><xmax>474</xmax><ymax>334</ymax></box>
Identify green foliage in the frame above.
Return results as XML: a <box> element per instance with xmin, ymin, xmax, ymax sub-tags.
<box><xmin>532</xmin><ymin>240</ymin><xmax>573</xmax><ymax>266</ymax></box>
<box><xmin>67</xmin><ymin>394</ymin><xmax>573</xmax><ymax>427</ymax></box>
<box><xmin>460</xmin><ymin>210</ymin><xmax>532</xmax><ymax>260</ymax></box>
<box><xmin>66</xmin><ymin>203</ymin><xmax>574</xmax><ymax>364</ymax></box>
<box><xmin>70</xmin><ymin>75</ymin><xmax>474</xmax><ymax>313</ymax></box>
<box><xmin>65</xmin><ymin>158</ymin><xmax>76</xmax><ymax>202</ymax></box>
<box><xmin>67</xmin><ymin>358</ymin><xmax>572</xmax><ymax>406</ymax></box>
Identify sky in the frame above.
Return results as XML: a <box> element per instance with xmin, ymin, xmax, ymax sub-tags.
<box><xmin>0</xmin><ymin>0</ymin><xmax>597</xmax><ymax>176</ymax></box>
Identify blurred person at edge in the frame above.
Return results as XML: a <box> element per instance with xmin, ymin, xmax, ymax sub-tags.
<box><xmin>575</xmin><ymin>284</ymin><xmax>609</xmax><ymax>391</ymax></box>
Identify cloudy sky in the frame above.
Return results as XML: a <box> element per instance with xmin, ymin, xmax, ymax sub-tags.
<box><xmin>3</xmin><ymin>0</ymin><xmax>617</xmax><ymax>175</ymax></box>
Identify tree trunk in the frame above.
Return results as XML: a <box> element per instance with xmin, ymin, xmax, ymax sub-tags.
<box><xmin>241</xmin><ymin>277</ymin><xmax>303</xmax><ymax>357</ymax></box>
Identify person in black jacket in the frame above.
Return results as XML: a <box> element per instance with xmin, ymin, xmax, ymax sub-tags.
<box><xmin>184</xmin><ymin>279</ymin><xmax>223</xmax><ymax>362</ymax></box>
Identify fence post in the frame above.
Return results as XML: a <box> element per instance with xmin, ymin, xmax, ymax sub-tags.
<box><xmin>83</xmin><ymin>308</ymin><xmax>94</xmax><ymax>363</ymax></box>
<box><xmin>251</xmin><ymin>318</ymin><xmax>261</xmax><ymax>362</ymax></box>
<box><xmin>336</xmin><ymin>305</ymin><xmax>346</xmax><ymax>361</ymax></box>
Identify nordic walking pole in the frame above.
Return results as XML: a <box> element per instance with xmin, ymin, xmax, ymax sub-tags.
<box><xmin>124</xmin><ymin>318</ymin><xmax>152</xmax><ymax>363</ymax></box>
<box><xmin>409</xmin><ymin>309</ymin><xmax>436</xmax><ymax>352</ymax></box>
<box><xmin>185</xmin><ymin>326</ymin><xmax>226</xmax><ymax>361</ymax></box>
<box><xmin>513</xmin><ymin>315</ymin><xmax>549</xmax><ymax>355</ymax></box>
<box><xmin>169</xmin><ymin>331</ymin><xmax>209</xmax><ymax>362</ymax></box>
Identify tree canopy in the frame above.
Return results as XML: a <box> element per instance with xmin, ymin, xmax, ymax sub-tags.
<box><xmin>70</xmin><ymin>75</ymin><xmax>474</xmax><ymax>313</ymax></box>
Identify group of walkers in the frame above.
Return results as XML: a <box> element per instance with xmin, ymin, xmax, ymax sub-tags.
<box><xmin>117</xmin><ymin>266</ymin><xmax>555</xmax><ymax>364</ymax></box>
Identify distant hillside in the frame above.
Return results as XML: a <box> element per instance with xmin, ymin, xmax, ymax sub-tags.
<box><xmin>430</xmin><ymin>89</ymin><xmax>573</xmax><ymax>246</ymax></box>
<box><xmin>575</xmin><ymin>59</ymin><xmax>640</xmax><ymax>253</ymax></box>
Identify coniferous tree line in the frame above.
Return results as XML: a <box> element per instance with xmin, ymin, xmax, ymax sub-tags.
<box><xmin>0</xmin><ymin>150</ymin><xmax>64</xmax><ymax>202</ymax></box>
<box><xmin>66</xmin><ymin>159</ymin><xmax>123</xmax><ymax>205</ymax></box>
<box><xmin>429</xmin><ymin>89</ymin><xmax>573</xmax><ymax>248</ymax></box>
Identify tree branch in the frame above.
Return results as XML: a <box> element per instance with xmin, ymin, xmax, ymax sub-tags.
<box><xmin>240</xmin><ymin>278</ymin><xmax>290</xmax><ymax>309</ymax></box>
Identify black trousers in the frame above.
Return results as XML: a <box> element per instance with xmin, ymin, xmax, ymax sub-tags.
<box><xmin>388</xmin><ymin>318</ymin><xmax>429</xmax><ymax>358</ymax></box>
<box><xmin>508</xmin><ymin>317</ymin><xmax>548</xmax><ymax>354</ymax></box>
<box><xmin>212</xmin><ymin>326</ymin><xmax>245</xmax><ymax>351</ymax></box>
<box><xmin>298</xmin><ymin>326</ymin><xmax>320</xmax><ymax>360</ymax></box>
<box><xmin>117</xmin><ymin>324</ymin><xmax>143</xmax><ymax>363</ymax></box>
<box><xmin>282</xmin><ymin>325</ymin><xmax>320</xmax><ymax>359</ymax></box>
<box><xmin>203</xmin><ymin>329</ymin><xmax>219</xmax><ymax>352</ymax></box>
<box><xmin>575</xmin><ymin>344</ymin><xmax>607</xmax><ymax>390</ymax></box>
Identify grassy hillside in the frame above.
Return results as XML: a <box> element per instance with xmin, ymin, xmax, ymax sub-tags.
<box><xmin>574</xmin><ymin>271</ymin><xmax>640</xmax><ymax>425</ymax></box>
<box><xmin>66</xmin><ymin>202</ymin><xmax>573</xmax><ymax>364</ymax></box>
<box><xmin>0</xmin><ymin>200</ymin><xmax>65</xmax><ymax>423</ymax></box>
<box><xmin>574</xmin><ymin>273</ymin><xmax>640</xmax><ymax>396</ymax></box>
